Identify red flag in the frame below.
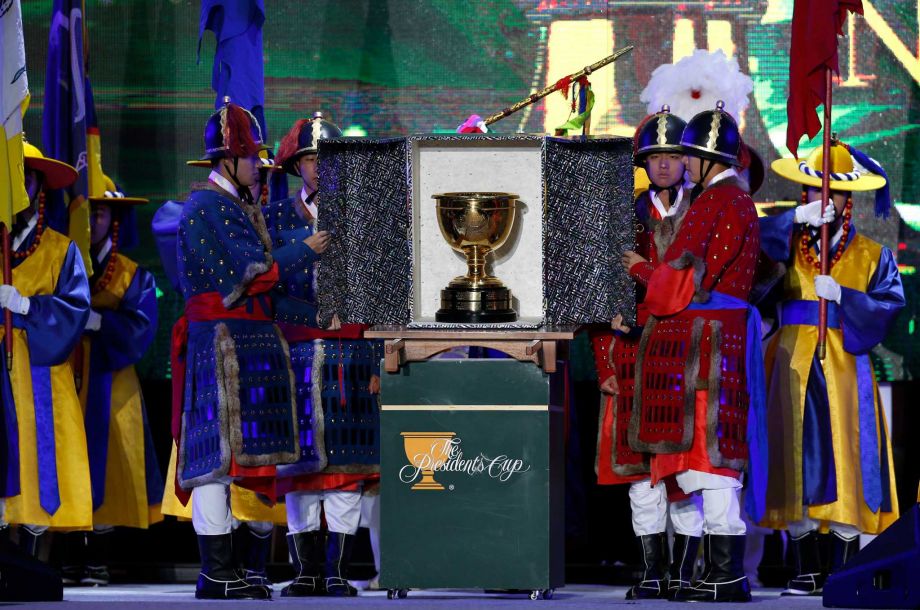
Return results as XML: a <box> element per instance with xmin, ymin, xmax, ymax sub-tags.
<box><xmin>785</xmin><ymin>0</ymin><xmax>863</xmax><ymax>157</ymax></box>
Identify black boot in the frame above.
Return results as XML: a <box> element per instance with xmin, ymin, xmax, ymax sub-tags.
<box><xmin>281</xmin><ymin>531</ymin><xmax>326</xmax><ymax>597</ymax></box>
<box><xmin>17</xmin><ymin>526</ymin><xmax>42</xmax><ymax>558</ymax></box>
<box><xmin>782</xmin><ymin>530</ymin><xmax>824</xmax><ymax>596</ymax></box>
<box><xmin>672</xmin><ymin>535</ymin><xmax>751</xmax><ymax>602</ymax></box>
<box><xmin>626</xmin><ymin>533</ymin><xmax>669</xmax><ymax>599</ymax></box>
<box><xmin>324</xmin><ymin>532</ymin><xmax>358</xmax><ymax>597</ymax></box>
<box><xmin>668</xmin><ymin>534</ymin><xmax>701</xmax><ymax>599</ymax></box>
<box><xmin>82</xmin><ymin>529</ymin><xmax>113</xmax><ymax>586</ymax></box>
<box><xmin>59</xmin><ymin>532</ymin><xmax>86</xmax><ymax>586</ymax></box>
<box><xmin>195</xmin><ymin>534</ymin><xmax>270</xmax><ymax>600</ymax></box>
<box><xmin>239</xmin><ymin>527</ymin><xmax>273</xmax><ymax>596</ymax></box>
<box><xmin>829</xmin><ymin>531</ymin><xmax>859</xmax><ymax>574</ymax></box>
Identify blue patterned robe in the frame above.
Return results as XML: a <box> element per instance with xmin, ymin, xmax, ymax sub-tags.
<box><xmin>264</xmin><ymin>198</ymin><xmax>382</xmax><ymax>478</ymax></box>
<box><xmin>175</xmin><ymin>185</ymin><xmax>316</xmax><ymax>488</ymax></box>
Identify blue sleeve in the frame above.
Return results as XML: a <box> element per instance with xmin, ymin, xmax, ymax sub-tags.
<box><xmin>759</xmin><ymin>209</ymin><xmax>796</xmax><ymax>263</ymax></box>
<box><xmin>152</xmin><ymin>201</ymin><xmax>184</xmax><ymax>293</ymax></box>
<box><xmin>839</xmin><ymin>247</ymin><xmax>905</xmax><ymax>355</ymax></box>
<box><xmin>272</xmin><ymin>293</ymin><xmax>318</xmax><ymax>327</ymax></box>
<box><xmin>273</xmin><ymin>240</ymin><xmax>319</xmax><ymax>283</ymax></box>
<box><xmin>91</xmin><ymin>267</ymin><xmax>159</xmax><ymax>372</ymax></box>
<box><xmin>14</xmin><ymin>242</ymin><xmax>91</xmax><ymax>366</ymax></box>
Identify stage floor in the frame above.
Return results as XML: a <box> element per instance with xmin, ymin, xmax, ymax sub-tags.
<box><xmin>14</xmin><ymin>584</ymin><xmax>831</xmax><ymax>609</ymax></box>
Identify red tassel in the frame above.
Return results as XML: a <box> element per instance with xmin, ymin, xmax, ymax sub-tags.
<box><xmin>738</xmin><ymin>141</ymin><xmax>752</xmax><ymax>170</ymax></box>
<box><xmin>277</xmin><ymin>118</ymin><xmax>313</xmax><ymax>169</ymax></box>
<box><xmin>223</xmin><ymin>104</ymin><xmax>260</xmax><ymax>158</ymax></box>
<box><xmin>555</xmin><ymin>76</ymin><xmax>572</xmax><ymax>99</ymax></box>
<box><xmin>337</xmin><ymin>338</ymin><xmax>346</xmax><ymax>408</ymax></box>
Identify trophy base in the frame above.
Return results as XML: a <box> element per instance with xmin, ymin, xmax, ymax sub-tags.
<box><xmin>436</xmin><ymin>286</ymin><xmax>517</xmax><ymax>323</ymax></box>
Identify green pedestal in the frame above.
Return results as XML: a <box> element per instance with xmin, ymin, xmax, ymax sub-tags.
<box><xmin>380</xmin><ymin>359</ymin><xmax>565</xmax><ymax>592</ymax></box>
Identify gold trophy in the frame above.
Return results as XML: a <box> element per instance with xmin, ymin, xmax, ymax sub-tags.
<box><xmin>432</xmin><ymin>192</ymin><xmax>518</xmax><ymax>323</ymax></box>
<box><xmin>401</xmin><ymin>432</ymin><xmax>456</xmax><ymax>490</ymax></box>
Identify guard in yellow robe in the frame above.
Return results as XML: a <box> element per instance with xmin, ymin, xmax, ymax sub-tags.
<box><xmin>59</xmin><ymin>176</ymin><xmax>163</xmax><ymax>586</ymax></box>
<box><xmin>760</xmin><ymin>139</ymin><xmax>904</xmax><ymax>595</ymax></box>
<box><xmin>1</xmin><ymin>143</ymin><xmax>91</xmax><ymax>554</ymax></box>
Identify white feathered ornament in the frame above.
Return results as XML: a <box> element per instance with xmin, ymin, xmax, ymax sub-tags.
<box><xmin>640</xmin><ymin>49</ymin><xmax>754</xmax><ymax>122</ymax></box>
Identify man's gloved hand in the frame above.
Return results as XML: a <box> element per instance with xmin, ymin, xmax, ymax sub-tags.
<box><xmin>0</xmin><ymin>285</ymin><xmax>30</xmax><ymax>315</ymax></box>
<box><xmin>815</xmin><ymin>275</ymin><xmax>842</xmax><ymax>304</ymax></box>
<box><xmin>795</xmin><ymin>199</ymin><xmax>836</xmax><ymax>227</ymax></box>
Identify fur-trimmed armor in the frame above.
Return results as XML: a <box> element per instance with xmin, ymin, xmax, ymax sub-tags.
<box><xmin>627</xmin><ymin>177</ymin><xmax>760</xmax><ymax>477</ymax></box>
<box><xmin>263</xmin><ymin>198</ymin><xmax>383</xmax><ymax>485</ymax></box>
<box><xmin>175</xmin><ymin>185</ymin><xmax>317</xmax><ymax>488</ymax></box>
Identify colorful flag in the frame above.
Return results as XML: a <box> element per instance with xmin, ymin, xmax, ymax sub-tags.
<box><xmin>200</xmin><ymin>0</ymin><xmax>267</xmax><ymax>135</ymax></box>
<box><xmin>42</xmin><ymin>0</ymin><xmax>92</xmax><ymax>271</ymax></box>
<box><xmin>1</xmin><ymin>0</ymin><xmax>31</xmax><ymax>230</ymax></box>
<box><xmin>85</xmin><ymin>77</ymin><xmax>105</xmax><ymax>198</ymax></box>
<box><xmin>786</xmin><ymin>0</ymin><xmax>863</xmax><ymax>157</ymax></box>
<box><xmin>199</xmin><ymin>0</ymin><xmax>283</xmax><ymax>200</ymax></box>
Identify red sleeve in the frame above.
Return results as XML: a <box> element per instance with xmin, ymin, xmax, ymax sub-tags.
<box><xmin>629</xmin><ymin>261</ymin><xmax>655</xmax><ymax>286</ymax></box>
<box><xmin>589</xmin><ymin>328</ymin><xmax>616</xmax><ymax>385</ymax></box>
<box><xmin>644</xmin><ymin>263</ymin><xmax>697</xmax><ymax>317</ymax></box>
<box><xmin>245</xmin><ymin>262</ymin><xmax>280</xmax><ymax>296</ymax></box>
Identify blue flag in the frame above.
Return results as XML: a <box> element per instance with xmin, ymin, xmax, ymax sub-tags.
<box><xmin>199</xmin><ymin>0</ymin><xmax>267</xmax><ymax>137</ymax></box>
<box><xmin>199</xmin><ymin>0</ymin><xmax>285</xmax><ymax>201</ymax></box>
<box><xmin>42</xmin><ymin>0</ymin><xmax>92</xmax><ymax>267</ymax></box>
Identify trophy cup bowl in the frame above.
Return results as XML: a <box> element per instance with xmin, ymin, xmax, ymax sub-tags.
<box><xmin>401</xmin><ymin>432</ymin><xmax>456</xmax><ymax>490</ymax></box>
<box><xmin>432</xmin><ymin>192</ymin><xmax>518</xmax><ymax>323</ymax></box>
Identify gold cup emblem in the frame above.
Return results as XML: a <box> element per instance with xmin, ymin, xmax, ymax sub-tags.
<box><xmin>400</xmin><ymin>432</ymin><xmax>456</xmax><ymax>490</ymax></box>
<box><xmin>432</xmin><ymin>192</ymin><xmax>518</xmax><ymax>323</ymax></box>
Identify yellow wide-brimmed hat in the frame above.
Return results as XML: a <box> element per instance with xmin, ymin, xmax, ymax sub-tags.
<box><xmin>23</xmin><ymin>141</ymin><xmax>78</xmax><ymax>190</ymax></box>
<box><xmin>771</xmin><ymin>142</ymin><xmax>886</xmax><ymax>192</ymax></box>
<box><xmin>88</xmin><ymin>174</ymin><xmax>148</xmax><ymax>206</ymax></box>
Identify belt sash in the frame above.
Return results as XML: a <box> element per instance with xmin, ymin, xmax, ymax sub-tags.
<box><xmin>779</xmin><ymin>299</ymin><xmax>884</xmax><ymax>512</ymax></box>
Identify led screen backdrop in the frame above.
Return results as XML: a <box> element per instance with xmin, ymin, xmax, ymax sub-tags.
<box><xmin>19</xmin><ymin>0</ymin><xmax>920</xmax><ymax>379</ymax></box>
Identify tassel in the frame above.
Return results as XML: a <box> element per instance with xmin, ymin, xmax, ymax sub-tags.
<box><xmin>844</xmin><ymin>143</ymin><xmax>891</xmax><ymax>218</ymax></box>
<box><xmin>277</xmin><ymin>118</ymin><xmax>313</xmax><ymax>169</ymax></box>
<box><xmin>223</xmin><ymin>104</ymin><xmax>260</xmax><ymax>158</ymax></box>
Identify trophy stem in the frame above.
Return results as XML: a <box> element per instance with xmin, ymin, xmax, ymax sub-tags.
<box><xmin>462</xmin><ymin>245</ymin><xmax>490</xmax><ymax>285</ymax></box>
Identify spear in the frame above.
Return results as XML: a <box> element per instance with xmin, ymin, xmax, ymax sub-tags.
<box><xmin>816</xmin><ymin>70</ymin><xmax>833</xmax><ymax>360</ymax></box>
<box><xmin>785</xmin><ymin>0</ymin><xmax>863</xmax><ymax>360</ymax></box>
<box><xmin>482</xmin><ymin>46</ymin><xmax>634</xmax><ymax>127</ymax></box>
<box><xmin>2</xmin><ymin>226</ymin><xmax>10</xmax><ymax>371</ymax></box>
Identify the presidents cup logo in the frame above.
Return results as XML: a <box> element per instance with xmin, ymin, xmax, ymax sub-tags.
<box><xmin>399</xmin><ymin>432</ymin><xmax>531</xmax><ymax>491</ymax></box>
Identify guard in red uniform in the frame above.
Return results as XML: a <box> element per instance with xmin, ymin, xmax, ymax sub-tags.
<box><xmin>592</xmin><ymin>105</ymin><xmax>703</xmax><ymax>599</ymax></box>
<box><xmin>623</xmin><ymin>101</ymin><xmax>767</xmax><ymax>603</ymax></box>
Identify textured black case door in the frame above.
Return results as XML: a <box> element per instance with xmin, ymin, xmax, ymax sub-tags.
<box><xmin>316</xmin><ymin>138</ymin><xmax>411</xmax><ymax>326</ymax></box>
<box><xmin>543</xmin><ymin>137</ymin><xmax>636</xmax><ymax>325</ymax></box>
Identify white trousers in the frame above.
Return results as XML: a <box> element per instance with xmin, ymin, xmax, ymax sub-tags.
<box><xmin>192</xmin><ymin>482</ymin><xmax>233</xmax><ymax>535</ymax></box>
<box><xmin>190</xmin><ymin>479</ymin><xmax>275</xmax><ymax>536</ymax></box>
<box><xmin>359</xmin><ymin>493</ymin><xmax>381</xmax><ymax>572</ymax></box>
<box><xmin>787</xmin><ymin>515</ymin><xmax>861</xmax><ymax>540</ymax></box>
<box><xmin>628</xmin><ymin>479</ymin><xmax>704</xmax><ymax>537</ymax></box>
<box><xmin>286</xmin><ymin>490</ymin><xmax>362</xmax><ymax>535</ymax></box>
<box><xmin>674</xmin><ymin>469</ymin><xmax>747</xmax><ymax>536</ymax></box>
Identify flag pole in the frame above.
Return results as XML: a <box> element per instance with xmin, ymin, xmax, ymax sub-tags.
<box><xmin>817</xmin><ymin>67</ymin><xmax>833</xmax><ymax>361</ymax></box>
<box><xmin>2</xmin><ymin>224</ymin><xmax>12</xmax><ymax>370</ymax></box>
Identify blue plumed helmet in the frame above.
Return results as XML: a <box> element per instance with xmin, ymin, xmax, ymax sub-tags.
<box><xmin>199</xmin><ymin>97</ymin><xmax>269</xmax><ymax>161</ymax></box>
<box><xmin>633</xmin><ymin>105</ymin><xmax>687</xmax><ymax>167</ymax></box>
<box><xmin>277</xmin><ymin>112</ymin><xmax>343</xmax><ymax>176</ymax></box>
<box><xmin>680</xmin><ymin>100</ymin><xmax>742</xmax><ymax>167</ymax></box>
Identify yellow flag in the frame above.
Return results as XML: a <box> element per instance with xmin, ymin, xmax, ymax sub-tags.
<box><xmin>1</xmin><ymin>0</ymin><xmax>31</xmax><ymax>228</ymax></box>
